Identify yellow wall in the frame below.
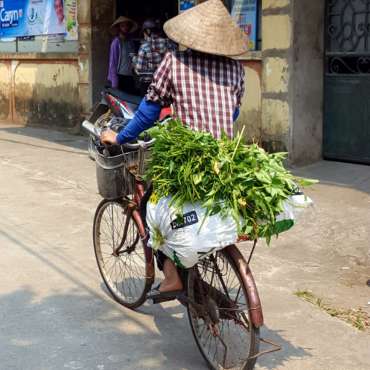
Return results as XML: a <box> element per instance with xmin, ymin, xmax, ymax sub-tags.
<box><xmin>0</xmin><ymin>63</ymin><xmax>11</xmax><ymax>121</ymax></box>
<box><xmin>0</xmin><ymin>58</ymin><xmax>82</xmax><ymax>128</ymax></box>
<box><xmin>0</xmin><ymin>0</ymin><xmax>91</xmax><ymax>128</ymax></box>
<box><xmin>0</xmin><ymin>0</ymin><xmax>296</xmax><ymax>155</ymax></box>
<box><xmin>236</xmin><ymin>1</ymin><xmax>294</xmax><ymax>153</ymax></box>
<box><xmin>14</xmin><ymin>62</ymin><xmax>80</xmax><ymax>126</ymax></box>
<box><xmin>260</xmin><ymin>0</ymin><xmax>292</xmax><ymax>152</ymax></box>
<box><xmin>236</xmin><ymin>62</ymin><xmax>262</xmax><ymax>142</ymax></box>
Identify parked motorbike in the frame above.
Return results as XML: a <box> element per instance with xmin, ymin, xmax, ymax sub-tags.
<box><xmin>83</xmin><ymin>88</ymin><xmax>141</xmax><ymax>160</ymax></box>
<box><xmin>83</xmin><ymin>87</ymin><xmax>171</xmax><ymax>159</ymax></box>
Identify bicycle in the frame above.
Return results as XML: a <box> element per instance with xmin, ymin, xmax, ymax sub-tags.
<box><xmin>83</xmin><ymin>122</ymin><xmax>280</xmax><ymax>369</ymax></box>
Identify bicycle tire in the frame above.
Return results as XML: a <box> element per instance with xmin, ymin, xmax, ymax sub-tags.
<box><xmin>93</xmin><ymin>199</ymin><xmax>152</xmax><ymax>309</ymax></box>
<box><xmin>187</xmin><ymin>248</ymin><xmax>260</xmax><ymax>370</ymax></box>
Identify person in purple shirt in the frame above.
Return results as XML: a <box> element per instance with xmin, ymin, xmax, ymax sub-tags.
<box><xmin>107</xmin><ymin>16</ymin><xmax>138</xmax><ymax>94</ymax></box>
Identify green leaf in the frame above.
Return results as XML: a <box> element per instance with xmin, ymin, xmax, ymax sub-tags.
<box><xmin>295</xmin><ymin>177</ymin><xmax>319</xmax><ymax>187</ymax></box>
<box><xmin>193</xmin><ymin>173</ymin><xmax>203</xmax><ymax>185</ymax></box>
<box><xmin>255</xmin><ymin>170</ymin><xmax>272</xmax><ymax>184</ymax></box>
<box><xmin>145</xmin><ymin>119</ymin><xmax>303</xmax><ymax>247</ymax></box>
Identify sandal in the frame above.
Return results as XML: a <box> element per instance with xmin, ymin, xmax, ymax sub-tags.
<box><xmin>146</xmin><ymin>283</ymin><xmax>183</xmax><ymax>303</ymax></box>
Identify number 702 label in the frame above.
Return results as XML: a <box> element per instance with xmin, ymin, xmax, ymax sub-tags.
<box><xmin>170</xmin><ymin>211</ymin><xmax>199</xmax><ymax>230</ymax></box>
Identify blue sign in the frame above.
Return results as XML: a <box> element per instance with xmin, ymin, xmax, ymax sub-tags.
<box><xmin>231</xmin><ymin>0</ymin><xmax>258</xmax><ymax>50</ymax></box>
<box><xmin>0</xmin><ymin>0</ymin><xmax>66</xmax><ymax>38</ymax></box>
<box><xmin>0</xmin><ymin>0</ymin><xmax>26</xmax><ymax>37</ymax></box>
<box><xmin>179</xmin><ymin>0</ymin><xmax>195</xmax><ymax>13</ymax></box>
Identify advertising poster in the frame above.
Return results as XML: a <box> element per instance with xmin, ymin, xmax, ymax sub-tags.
<box><xmin>179</xmin><ymin>0</ymin><xmax>196</xmax><ymax>13</ymax></box>
<box><xmin>0</xmin><ymin>0</ymin><xmax>67</xmax><ymax>38</ymax></box>
<box><xmin>231</xmin><ymin>0</ymin><xmax>257</xmax><ymax>50</ymax></box>
<box><xmin>64</xmin><ymin>0</ymin><xmax>78</xmax><ymax>40</ymax></box>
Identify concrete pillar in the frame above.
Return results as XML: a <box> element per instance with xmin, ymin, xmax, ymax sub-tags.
<box><xmin>78</xmin><ymin>0</ymin><xmax>92</xmax><ymax>115</ymax></box>
<box><xmin>78</xmin><ymin>0</ymin><xmax>116</xmax><ymax>113</ymax></box>
<box><xmin>237</xmin><ymin>61</ymin><xmax>262</xmax><ymax>142</ymax></box>
<box><xmin>91</xmin><ymin>0</ymin><xmax>116</xmax><ymax>104</ymax></box>
<box><xmin>290</xmin><ymin>0</ymin><xmax>324</xmax><ymax>164</ymax></box>
<box><xmin>261</xmin><ymin>0</ymin><xmax>324</xmax><ymax>164</ymax></box>
<box><xmin>261</xmin><ymin>0</ymin><xmax>292</xmax><ymax>153</ymax></box>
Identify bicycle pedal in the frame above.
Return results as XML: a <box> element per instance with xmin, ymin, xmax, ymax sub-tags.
<box><xmin>151</xmin><ymin>295</ymin><xmax>177</xmax><ymax>304</ymax></box>
<box><xmin>148</xmin><ymin>290</ymin><xmax>184</xmax><ymax>304</ymax></box>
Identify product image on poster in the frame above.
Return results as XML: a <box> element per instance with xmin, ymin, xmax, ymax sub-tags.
<box><xmin>231</xmin><ymin>0</ymin><xmax>257</xmax><ymax>50</ymax></box>
<box><xmin>64</xmin><ymin>0</ymin><xmax>78</xmax><ymax>40</ymax></box>
<box><xmin>0</xmin><ymin>0</ymin><xmax>67</xmax><ymax>38</ymax></box>
<box><xmin>179</xmin><ymin>0</ymin><xmax>195</xmax><ymax>13</ymax></box>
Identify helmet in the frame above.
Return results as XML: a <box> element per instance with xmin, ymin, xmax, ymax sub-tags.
<box><xmin>142</xmin><ymin>19</ymin><xmax>159</xmax><ymax>32</ymax></box>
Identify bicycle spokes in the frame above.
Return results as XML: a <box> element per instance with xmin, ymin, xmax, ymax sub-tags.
<box><xmin>94</xmin><ymin>200</ymin><xmax>150</xmax><ymax>308</ymax></box>
<box><xmin>188</xmin><ymin>251</ymin><xmax>257</xmax><ymax>369</ymax></box>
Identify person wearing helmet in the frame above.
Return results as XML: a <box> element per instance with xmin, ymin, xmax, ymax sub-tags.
<box><xmin>107</xmin><ymin>16</ymin><xmax>138</xmax><ymax>94</ymax></box>
<box><xmin>102</xmin><ymin>0</ymin><xmax>248</xmax><ymax>297</ymax></box>
<box><xmin>132</xmin><ymin>19</ymin><xmax>175</xmax><ymax>95</ymax></box>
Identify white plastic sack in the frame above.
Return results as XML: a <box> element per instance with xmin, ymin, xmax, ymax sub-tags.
<box><xmin>146</xmin><ymin>197</ymin><xmax>238</xmax><ymax>268</ymax></box>
<box><xmin>147</xmin><ymin>193</ymin><xmax>314</xmax><ymax>268</ymax></box>
<box><xmin>276</xmin><ymin>193</ymin><xmax>314</xmax><ymax>223</ymax></box>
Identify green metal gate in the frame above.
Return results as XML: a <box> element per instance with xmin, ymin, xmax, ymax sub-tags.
<box><xmin>325</xmin><ymin>0</ymin><xmax>370</xmax><ymax>164</ymax></box>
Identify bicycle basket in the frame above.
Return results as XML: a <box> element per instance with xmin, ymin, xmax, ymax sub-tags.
<box><xmin>95</xmin><ymin>146</ymin><xmax>151</xmax><ymax>200</ymax></box>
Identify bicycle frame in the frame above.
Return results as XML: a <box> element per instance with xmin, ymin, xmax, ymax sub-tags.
<box><xmin>107</xmin><ymin>149</ymin><xmax>264</xmax><ymax>329</ymax></box>
<box><xmin>118</xmin><ymin>179</ymin><xmax>156</xmax><ymax>285</ymax></box>
<box><xmin>95</xmin><ymin>168</ymin><xmax>282</xmax><ymax>363</ymax></box>
<box><xmin>227</xmin><ymin>245</ymin><xmax>264</xmax><ymax>327</ymax></box>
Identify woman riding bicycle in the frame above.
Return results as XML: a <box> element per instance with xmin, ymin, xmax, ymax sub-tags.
<box><xmin>101</xmin><ymin>0</ymin><xmax>248</xmax><ymax>299</ymax></box>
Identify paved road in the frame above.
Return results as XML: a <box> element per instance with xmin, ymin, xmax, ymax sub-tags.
<box><xmin>0</xmin><ymin>125</ymin><xmax>369</xmax><ymax>370</ymax></box>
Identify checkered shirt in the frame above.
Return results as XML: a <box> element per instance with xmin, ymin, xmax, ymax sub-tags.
<box><xmin>146</xmin><ymin>50</ymin><xmax>245</xmax><ymax>139</ymax></box>
<box><xmin>133</xmin><ymin>37</ymin><xmax>174</xmax><ymax>75</ymax></box>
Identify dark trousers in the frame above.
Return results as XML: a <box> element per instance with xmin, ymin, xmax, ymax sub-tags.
<box><xmin>140</xmin><ymin>184</ymin><xmax>167</xmax><ymax>271</ymax></box>
<box><xmin>118</xmin><ymin>75</ymin><xmax>137</xmax><ymax>95</ymax></box>
<box><xmin>133</xmin><ymin>73</ymin><xmax>151</xmax><ymax>97</ymax></box>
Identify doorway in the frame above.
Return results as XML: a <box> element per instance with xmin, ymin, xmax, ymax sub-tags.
<box><xmin>116</xmin><ymin>0</ymin><xmax>179</xmax><ymax>57</ymax></box>
<box><xmin>90</xmin><ymin>0</ymin><xmax>179</xmax><ymax>104</ymax></box>
<box><xmin>324</xmin><ymin>0</ymin><xmax>370</xmax><ymax>164</ymax></box>
<box><xmin>117</xmin><ymin>0</ymin><xmax>178</xmax><ymax>25</ymax></box>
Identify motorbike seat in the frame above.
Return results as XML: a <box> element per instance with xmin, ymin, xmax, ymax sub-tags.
<box><xmin>105</xmin><ymin>88</ymin><xmax>142</xmax><ymax>106</ymax></box>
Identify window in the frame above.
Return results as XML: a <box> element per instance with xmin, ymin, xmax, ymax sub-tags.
<box><xmin>224</xmin><ymin>0</ymin><xmax>262</xmax><ymax>51</ymax></box>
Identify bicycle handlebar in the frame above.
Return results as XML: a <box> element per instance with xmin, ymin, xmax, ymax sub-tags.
<box><xmin>82</xmin><ymin>120</ymin><xmax>102</xmax><ymax>139</ymax></box>
<box><xmin>82</xmin><ymin>119</ymin><xmax>155</xmax><ymax>150</ymax></box>
<box><xmin>124</xmin><ymin>138</ymin><xmax>155</xmax><ymax>150</ymax></box>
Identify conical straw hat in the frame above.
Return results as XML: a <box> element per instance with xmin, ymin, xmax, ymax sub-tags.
<box><xmin>164</xmin><ymin>0</ymin><xmax>248</xmax><ymax>56</ymax></box>
<box><xmin>111</xmin><ymin>16</ymin><xmax>138</xmax><ymax>34</ymax></box>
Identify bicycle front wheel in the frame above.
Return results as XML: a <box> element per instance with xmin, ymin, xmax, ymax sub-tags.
<box><xmin>187</xmin><ymin>248</ymin><xmax>260</xmax><ymax>370</ymax></box>
<box><xmin>93</xmin><ymin>199</ymin><xmax>152</xmax><ymax>309</ymax></box>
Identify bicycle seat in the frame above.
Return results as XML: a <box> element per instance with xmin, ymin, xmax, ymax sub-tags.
<box><xmin>105</xmin><ymin>88</ymin><xmax>142</xmax><ymax>106</ymax></box>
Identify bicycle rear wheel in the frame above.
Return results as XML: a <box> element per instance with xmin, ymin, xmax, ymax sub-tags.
<box><xmin>93</xmin><ymin>199</ymin><xmax>152</xmax><ymax>309</ymax></box>
<box><xmin>187</xmin><ymin>248</ymin><xmax>260</xmax><ymax>370</ymax></box>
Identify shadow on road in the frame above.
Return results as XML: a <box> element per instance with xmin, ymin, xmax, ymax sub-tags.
<box><xmin>0</xmin><ymin>233</ymin><xmax>312</xmax><ymax>370</ymax></box>
<box><xmin>152</xmin><ymin>303</ymin><xmax>311</xmax><ymax>370</ymax></box>
<box><xmin>0</xmin><ymin>222</ymin><xmax>310</xmax><ymax>370</ymax></box>
<box><xmin>256</xmin><ymin>326</ymin><xmax>311</xmax><ymax>370</ymax></box>
<box><xmin>0</xmin><ymin>125</ymin><xmax>88</xmax><ymax>154</ymax></box>
<box><xmin>292</xmin><ymin>160</ymin><xmax>370</xmax><ymax>195</ymax></box>
<box><xmin>0</xmin><ymin>287</ymin><xmax>163</xmax><ymax>370</ymax></box>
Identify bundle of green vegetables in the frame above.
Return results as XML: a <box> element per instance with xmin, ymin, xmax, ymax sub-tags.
<box><xmin>145</xmin><ymin>120</ymin><xmax>316</xmax><ymax>242</ymax></box>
